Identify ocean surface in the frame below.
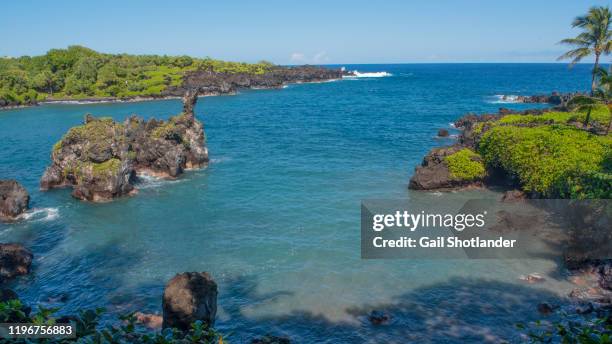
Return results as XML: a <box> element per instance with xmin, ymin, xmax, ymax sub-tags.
<box><xmin>0</xmin><ymin>64</ymin><xmax>596</xmax><ymax>343</ymax></box>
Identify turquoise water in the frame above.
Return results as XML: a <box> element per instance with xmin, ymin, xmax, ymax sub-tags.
<box><xmin>0</xmin><ymin>64</ymin><xmax>595</xmax><ymax>343</ymax></box>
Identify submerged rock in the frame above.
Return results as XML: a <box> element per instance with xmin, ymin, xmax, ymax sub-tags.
<box><xmin>40</xmin><ymin>90</ymin><xmax>208</xmax><ymax>201</ymax></box>
<box><xmin>437</xmin><ymin>129</ymin><xmax>449</xmax><ymax>137</ymax></box>
<box><xmin>134</xmin><ymin>312</ymin><xmax>163</xmax><ymax>329</ymax></box>
<box><xmin>0</xmin><ymin>243</ymin><xmax>33</xmax><ymax>281</ymax></box>
<box><xmin>162</xmin><ymin>272</ymin><xmax>217</xmax><ymax>331</ymax></box>
<box><xmin>368</xmin><ymin>310</ymin><xmax>391</xmax><ymax>325</ymax></box>
<box><xmin>251</xmin><ymin>335</ymin><xmax>292</xmax><ymax>344</ymax></box>
<box><xmin>0</xmin><ymin>180</ymin><xmax>29</xmax><ymax>220</ymax></box>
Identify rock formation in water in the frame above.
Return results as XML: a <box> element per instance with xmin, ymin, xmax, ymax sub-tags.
<box><xmin>162</xmin><ymin>272</ymin><xmax>217</xmax><ymax>331</ymax></box>
<box><xmin>0</xmin><ymin>243</ymin><xmax>33</xmax><ymax>282</ymax></box>
<box><xmin>40</xmin><ymin>90</ymin><xmax>208</xmax><ymax>201</ymax></box>
<box><xmin>0</xmin><ymin>180</ymin><xmax>29</xmax><ymax>220</ymax></box>
<box><xmin>500</xmin><ymin>92</ymin><xmax>583</xmax><ymax>105</ymax></box>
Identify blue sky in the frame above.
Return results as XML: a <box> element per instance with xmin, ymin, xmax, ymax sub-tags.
<box><xmin>1</xmin><ymin>0</ymin><xmax>610</xmax><ymax>64</ymax></box>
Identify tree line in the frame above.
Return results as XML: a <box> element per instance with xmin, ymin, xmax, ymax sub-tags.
<box><xmin>0</xmin><ymin>46</ymin><xmax>273</xmax><ymax>106</ymax></box>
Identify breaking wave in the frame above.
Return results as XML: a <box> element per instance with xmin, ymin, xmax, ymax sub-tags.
<box><xmin>487</xmin><ymin>94</ymin><xmax>521</xmax><ymax>104</ymax></box>
<box><xmin>134</xmin><ymin>173</ymin><xmax>185</xmax><ymax>189</ymax></box>
<box><xmin>343</xmin><ymin>71</ymin><xmax>392</xmax><ymax>78</ymax></box>
<box><xmin>20</xmin><ymin>208</ymin><xmax>59</xmax><ymax>222</ymax></box>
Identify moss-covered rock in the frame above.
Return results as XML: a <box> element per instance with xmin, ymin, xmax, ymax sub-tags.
<box><xmin>40</xmin><ymin>90</ymin><xmax>208</xmax><ymax>202</ymax></box>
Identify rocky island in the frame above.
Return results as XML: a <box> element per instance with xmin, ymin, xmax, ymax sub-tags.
<box><xmin>40</xmin><ymin>89</ymin><xmax>208</xmax><ymax>202</ymax></box>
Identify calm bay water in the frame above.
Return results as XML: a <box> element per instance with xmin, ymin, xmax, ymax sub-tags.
<box><xmin>0</xmin><ymin>64</ymin><xmax>595</xmax><ymax>343</ymax></box>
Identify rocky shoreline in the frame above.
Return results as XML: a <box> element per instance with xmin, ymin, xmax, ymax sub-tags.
<box><xmin>0</xmin><ymin>65</ymin><xmax>347</xmax><ymax>111</ymax></box>
<box><xmin>409</xmin><ymin>103</ymin><xmax>612</xmax><ymax>316</ymax></box>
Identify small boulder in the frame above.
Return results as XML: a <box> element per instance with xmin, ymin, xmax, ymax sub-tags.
<box><xmin>537</xmin><ymin>302</ymin><xmax>555</xmax><ymax>315</ymax></box>
<box><xmin>251</xmin><ymin>335</ymin><xmax>291</xmax><ymax>344</ymax></box>
<box><xmin>0</xmin><ymin>244</ymin><xmax>33</xmax><ymax>281</ymax></box>
<box><xmin>162</xmin><ymin>272</ymin><xmax>217</xmax><ymax>331</ymax></box>
<box><xmin>437</xmin><ymin>129</ymin><xmax>449</xmax><ymax>137</ymax></box>
<box><xmin>0</xmin><ymin>180</ymin><xmax>29</xmax><ymax>220</ymax></box>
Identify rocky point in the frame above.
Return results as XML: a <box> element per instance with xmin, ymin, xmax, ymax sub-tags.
<box><xmin>40</xmin><ymin>89</ymin><xmax>208</xmax><ymax>202</ymax></box>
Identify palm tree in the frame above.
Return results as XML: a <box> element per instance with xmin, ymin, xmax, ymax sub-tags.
<box><xmin>593</xmin><ymin>67</ymin><xmax>612</xmax><ymax>133</ymax></box>
<box><xmin>558</xmin><ymin>6</ymin><xmax>612</xmax><ymax>95</ymax></box>
<box><xmin>567</xmin><ymin>95</ymin><xmax>601</xmax><ymax>127</ymax></box>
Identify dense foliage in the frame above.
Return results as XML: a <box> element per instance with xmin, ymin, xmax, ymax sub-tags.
<box><xmin>478</xmin><ymin>124</ymin><xmax>612</xmax><ymax>198</ymax></box>
<box><xmin>0</xmin><ymin>46</ymin><xmax>274</xmax><ymax>105</ymax></box>
<box><xmin>0</xmin><ymin>300</ymin><xmax>224</xmax><ymax>344</ymax></box>
<box><xmin>497</xmin><ymin>106</ymin><xmax>611</xmax><ymax>127</ymax></box>
<box><xmin>517</xmin><ymin>313</ymin><xmax>612</xmax><ymax>344</ymax></box>
<box><xmin>444</xmin><ymin>148</ymin><xmax>486</xmax><ymax>181</ymax></box>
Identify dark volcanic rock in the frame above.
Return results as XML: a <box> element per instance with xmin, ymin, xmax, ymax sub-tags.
<box><xmin>162</xmin><ymin>65</ymin><xmax>344</xmax><ymax>97</ymax></box>
<box><xmin>0</xmin><ymin>289</ymin><xmax>19</xmax><ymax>302</ymax></box>
<box><xmin>368</xmin><ymin>310</ymin><xmax>391</xmax><ymax>325</ymax></box>
<box><xmin>511</xmin><ymin>92</ymin><xmax>582</xmax><ymax>106</ymax></box>
<box><xmin>537</xmin><ymin>302</ymin><xmax>555</xmax><ymax>315</ymax></box>
<box><xmin>162</xmin><ymin>272</ymin><xmax>217</xmax><ymax>331</ymax></box>
<box><xmin>0</xmin><ymin>243</ymin><xmax>33</xmax><ymax>281</ymax></box>
<box><xmin>437</xmin><ymin>129</ymin><xmax>449</xmax><ymax>137</ymax></box>
<box><xmin>0</xmin><ymin>180</ymin><xmax>29</xmax><ymax>220</ymax></box>
<box><xmin>40</xmin><ymin>91</ymin><xmax>208</xmax><ymax>201</ymax></box>
<box><xmin>409</xmin><ymin>145</ymin><xmax>484</xmax><ymax>190</ymax></box>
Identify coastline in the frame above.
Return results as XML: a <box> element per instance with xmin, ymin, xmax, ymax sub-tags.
<box><xmin>0</xmin><ymin>80</ymin><xmax>342</xmax><ymax>111</ymax></box>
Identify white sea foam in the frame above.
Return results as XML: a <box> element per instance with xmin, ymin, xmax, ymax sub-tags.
<box><xmin>210</xmin><ymin>156</ymin><xmax>232</xmax><ymax>164</ymax></box>
<box><xmin>487</xmin><ymin>94</ymin><xmax>521</xmax><ymax>104</ymax></box>
<box><xmin>343</xmin><ymin>71</ymin><xmax>392</xmax><ymax>78</ymax></box>
<box><xmin>448</xmin><ymin>122</ymin><xmax>456</xmax><ymax>128</ymax></box>
<box><xmin>20</xmin><ymin>208</ymin><xmax>59</xmax><ymax>222</ymax></box>
<box><xmin>135</xmin><ymin>173</ymin><xmax>185</xmax><ymax>189</ymax></box>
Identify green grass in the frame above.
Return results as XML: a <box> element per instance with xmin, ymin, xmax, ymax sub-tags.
<box><xmin>478</xmin><ymin>125</ymin><xmax>612</xmax><ymax>198</ymax></box>
<box><xmin>445</xmin><ymin>148</ymin><xmax>486</xmax><ymax>181</ymax></box>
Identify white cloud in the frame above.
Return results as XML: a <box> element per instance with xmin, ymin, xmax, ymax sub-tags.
<box><xmin>289</xmin><ymin>51</ymin><xmax>330</xmax><ymax>64</ymax></box>
<box><xmin>290</xmin><ymin>52</ymin><xmax>306</xmax><ymax>63</ymax></box>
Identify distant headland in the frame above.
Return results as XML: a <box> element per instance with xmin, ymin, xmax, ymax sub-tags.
<box><xmin>0</xmin><ymin>46</ymin><xmax>347</xmax><ymax>109</ymax></box>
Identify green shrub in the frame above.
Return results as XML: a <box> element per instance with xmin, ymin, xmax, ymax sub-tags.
<box><xmin>445</xmin><ymin>148</ymin><xmax>486</xmax><ymax>181</ymax></box>
<box><xmin>478</xmin><ymin>125</ymin><xmax>612</xmax><ymax>198</ymax></box>
<box><xmin>0</xmin><ymin>300</ymin><xmax>224</xmax><ymax>343</ymax></box>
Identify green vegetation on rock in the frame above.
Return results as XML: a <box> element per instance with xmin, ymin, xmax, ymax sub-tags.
<box><xmin>445</xmin><ymin>148</ymin><xmax>486</xmax><ymax>181</ymax></box>
<box><xmin>478</xmin><ymin>125</ymin><xmax>612</xmax><ymax>198</ymax></box>
<box><xmin>497</xmin><ymin>106</ymin><xmax>611</xmax><ymax>126</ymax></box>
<box><xmin>92</xmin><ymin>158</ymin><xmax>121</xmax><ymax>177</ymax></box>
<box><xmin>0</xmin><ymin>45</ymin><xmax>274</xmax><ymax>105</ymax></box>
